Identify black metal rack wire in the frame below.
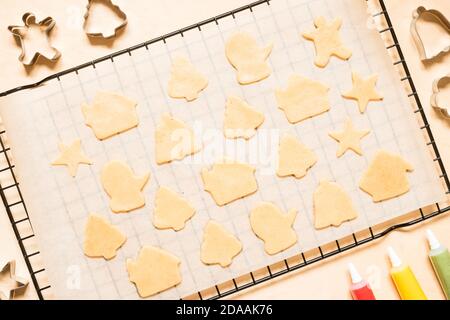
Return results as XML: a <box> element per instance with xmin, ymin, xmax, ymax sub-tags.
<box><xmin>0</xmin><ymin>128</ymin><xmax>49</xmax><ymax>300</ymax></box>
<box><xmin>0</xmin><ymin>0</ymin><xmax>448</xmax><ymax>300</ymax></box>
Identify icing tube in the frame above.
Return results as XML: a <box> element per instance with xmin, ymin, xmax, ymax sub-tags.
<box><xmin>387</xmin><ymin>246</ymin><xmax>427</xmax><ymax>300</ymax></box>
<box><xmin>348</xmin><ymin>263</ymin><xmax>376</xmax><ymax>300</ymax></box>
<box><xmin>426</xmin><ymin>229</ymin><xmax>450</xmax><ymax>299</ymax></box>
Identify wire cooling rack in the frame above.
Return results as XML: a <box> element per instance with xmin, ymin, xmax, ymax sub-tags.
<box><xmin>0</xmin><ymin>0</ymin><xmax>449</xmax><ymax>300</ymax></box>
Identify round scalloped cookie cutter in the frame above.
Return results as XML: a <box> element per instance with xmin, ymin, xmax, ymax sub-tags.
<box><xmin>431</xmin><ymin>74</ymin><xmax>450</xmax><ymax>119</ymax></box>
<box><xmin>410</xmin><ymin>6</ymin><xmax>450</xmax><ymax>62</ymax></box>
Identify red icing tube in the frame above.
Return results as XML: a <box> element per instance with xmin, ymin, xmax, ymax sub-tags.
<box><xmin>351</xmin><ymin>281</ymin><xmax>376</xmax><ymax>300</ymax></box>
<box><xmin>348</xmin><ymin>263</ymin><xmax>376</xmax><ymax>300</ymax></box>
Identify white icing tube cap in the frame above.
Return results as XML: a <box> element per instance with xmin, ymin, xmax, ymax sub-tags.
<box><xmin>426</xmin><ymin>229</ymin><xmax>440</xmax><ymax>250</ymax></box>
<box><xmin>387</xmin><ymin>246</ymin><xmax>402</xmax><ymax>268</ymax></box>
<box><xmin>348</xmin><ymin>262</ymin><xmax>362</xmax><ymax>284</ymax></box>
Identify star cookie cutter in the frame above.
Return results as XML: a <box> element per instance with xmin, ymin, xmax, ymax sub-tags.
<box><xmin>7</xmin><ymin>12</ymin><xmax>61</xmax><ymax>66</ymax></box>
<box><xmin>431</xmin><ymin>74</ymin><xmax>450</xmax><ymax>119</ymax></box>
<box><xmin>410</xmin><ymin>6</ymin><xmax>450</xmax><ymax>61</ymax></box>
<box><xmin>0</xmin><ymin>260</ymin><xmax>29</xmax><ymax>300</ymax></box>
<box><xmin>83</xmin><ymin>0</ymin><xmax>128</xmax><ymax>39</ymax></box>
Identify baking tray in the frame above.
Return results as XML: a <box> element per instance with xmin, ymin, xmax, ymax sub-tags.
<box><xmin>0</xmin><ymin>0</ymin><xmax>448</xmax><ymax>300</ymax></box>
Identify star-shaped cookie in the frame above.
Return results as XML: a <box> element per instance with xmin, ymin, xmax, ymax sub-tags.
<box><xmin>0</xmin><ymin>260</ymin><xmax>29</xmax><ymax>300</ymax></box>
<box><xmin>329</xmin><ymin>118</ymin><xmax>370</xmax><ymax>157</ymax></box>
<box><xmin>342</xmin><ymin>72</ymin><xmax>383</xmax><ymax>113</ymax></box>
<box><xmin>51</xmin><ymin>139</ymin><xmax>92</xmax><ymax>177</ymax></box>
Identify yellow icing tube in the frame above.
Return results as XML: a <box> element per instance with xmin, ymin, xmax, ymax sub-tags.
<box><xmin>387</xmin><ymin>246</ymin><xmax>427</xmax><ymax>300</ymax></box>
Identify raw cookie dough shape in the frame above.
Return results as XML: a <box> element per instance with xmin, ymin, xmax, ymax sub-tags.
<box><xmin>155</xmin><ymin>113</ymin><xmax>201</xmax><ymax>165</ymax></box>
<box><xmin>201</xmin><ymin>221</ymin><xmax>242</xmax><ymax>267</ymax></box>
<box><xmin>277</xmin><ymin>134</ymin><xmax>317</xmax><ymax>179</ymax></box>
<box><xmin>83</xmin><ymin>213</ymin><xmax>126</xmax><ymax>260</ymax></box>
<box><xmin>275</xmin><ymin>74</ymin><xmax>330</xmax><ymax>124</ymax></box>
<box><xmin>313</xmin><ymin>181</ymin><xmax>358</xmax><ymax>229</ymax></box>
<box><xmin>82</xmin><ymin>91</ymin><xmax>139</xmax><ymax>140</ymax></box>
<box><xmin>127</xmin><ymin>246</ymin><xmax>181</xmax><ymax>298</ymax></box>
<box><xmin>342</xmin><ymin>72</ymin><xmax>383</xmax><ymax>113</ymax></box>
<box><xmin>250</xmin><ymin>202</ymin><xmax>297</xmax><ymax>255</ymax></box>
<box><xmin>302</xmin><ymin>16</ymin><xmax>352</xmax><ymax>67</ymax></box>
<box><xmin>224</xmin><ymin>96</ymin><xmax>265</xmax><ymax>139</ymax></box>
<box><xmin>328</xmin><ymin>118</ymin><xmax>370</xmax><ymax>157</ymax></box>
<box><xmin>101</xmin><ymin>160</ymin><xmax>150</xmax><ymax>213</ymax></box>
<box><xmin>225</xmin><ymin>32</ymin><xmax>273</xmax><ymax>84</ymax></box>
<box><xmin>168</xmin><ymin>56</ymin><xmax>208</xmax><ymax>101</ymax></box>
<box><xmin>51</xmin><ymin>139</ymin><xmax>92</xmax><ymax>177</ymax></box>
<box><xmin>359</xmin><ymin>150</ymin><xmax>413</xmax><ymax>202</ymax></box>
<box><xmin>201</xmin><ymin>160</ymin><xmax>258</xmax><ymax>206</ymax></box>
<box><xmin>153</xmin><ymin>187</ymin><xmax>195</xmax><ymax>231</ymax></box>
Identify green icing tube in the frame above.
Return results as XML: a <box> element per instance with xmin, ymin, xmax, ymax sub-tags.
<box><xmin>426</xmin><ymin>229</ymin><xmax>450</xmax><ymax>299</ymax></box>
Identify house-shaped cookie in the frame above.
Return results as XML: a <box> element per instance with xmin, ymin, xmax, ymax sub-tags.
<box><xmin>359</xmin><ymin>150</ymin><xmax>413</xmax><ymax>202</ymax></box>
<box><xmin>127</xmin><ymin>246</ymin><xmax>181</xmax><ymax>298</ymax></box>
<box><xmin>82</xmin><ymin>91</ymin><xmax>138</xmax><ymax>140</ymax></box>
<box><xmin>201</xmin><ymin>160</ymin><xmax>257</xmax><ymax>206</ymax></box>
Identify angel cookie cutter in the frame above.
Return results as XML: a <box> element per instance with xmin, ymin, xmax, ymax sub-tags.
<box><xmin>0</xmin><ymin>260</ymin><xmax>29</xmax><ymax>300</ymax></box>
<box><xmin>8</xmin><ymin>12</ymin><xmax>61</xmax><ymax>66</ymax></box>
<box><xmin>431</xmin><ymin>74</ymin><xmax>450</xmax><ymax>119</ymax></box>
<box><xmin>410</xmin><ymin>6</ymin><xmax>450</xmax><ymax>61</ymax></box>
<box><xmin>83</xmin><ymin>0</ymin><xmax>128</xmax><ymax>39</ymax></box>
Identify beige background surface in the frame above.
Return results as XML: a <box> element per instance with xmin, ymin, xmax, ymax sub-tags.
<box><xmin>0</xmin><ymin>0</ymin><xmax>448</xmax><ymax>300</ymax></box>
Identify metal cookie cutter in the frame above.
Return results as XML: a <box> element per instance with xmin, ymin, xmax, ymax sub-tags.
<box><xmin>431</xmin><ymin>74</ymin><xmax>450</xmax><ymax>119</ymax></box>
<box><xmin>410</xmin><ymin>6</ymin><xmax>450</xmax><ymax>61</ymax></box>
<box><xmin>8</xmin><ymin>12</ymin><xmax>61</xmax><ymax>66</ymax></box>
<box><xmin>83</xmin><ymin>0</ymin><xmax>127</xmax><ymax>39</ymax></box>
<box><xmin>0</xmin><ymin>260</ymin><xmax>29</xmax><ymax>300</ymax></box>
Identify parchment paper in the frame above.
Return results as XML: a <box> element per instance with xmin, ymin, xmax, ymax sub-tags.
<box><xmin>0</xmin><ymin>0</ymin><xmax>445</xmax><ymax>299</ymax></box>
